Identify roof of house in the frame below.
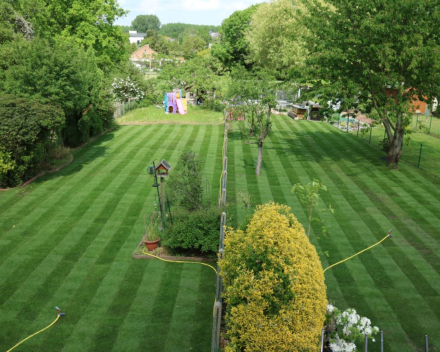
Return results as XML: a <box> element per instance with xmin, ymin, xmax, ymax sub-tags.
<box><xmin>130</xmin><ymin>44</ymin><xmax>158</xmax><ymax>60</ymax></box>
<box><xmin>129</xmin><ymin>32</ymin><xmax>146</xmax><ymax>38</ymax></box>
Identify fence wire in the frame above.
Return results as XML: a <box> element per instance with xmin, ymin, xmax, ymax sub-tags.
<box><xmin>324</xmin><ymin>117</ymin><xmax>440</xmax><ymax>179</ymax></box>
<box><xmin>212</xmin><ymin>122</ymin><xmax>229</xmax><ymax>352</ymax></box>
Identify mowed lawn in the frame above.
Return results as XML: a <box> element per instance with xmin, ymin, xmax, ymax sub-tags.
<box><xmin>117</xmin><ymin>105</ymin><xmax>224</xmax><ymax>125</ymax></box>
<box><xmin>0</xmin><ymin>124</ymin><xmax>223</xmax><ymax>351</ymax></box>
<box><xmin>227</xmin><ymin>115</ymin><xmax>440</xmax><ymax>352</ymax></box>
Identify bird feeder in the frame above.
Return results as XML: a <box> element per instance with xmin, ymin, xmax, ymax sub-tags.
<box><xmin>155</xmin><ymin>159</ymin><xmax>171</xmax><ymax>178</ymax></box>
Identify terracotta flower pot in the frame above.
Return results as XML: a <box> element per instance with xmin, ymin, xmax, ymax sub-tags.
<box><xmin>143</xmin><ymin>237</ymin><xmax>161</xmax><ymax>251</ymax></box>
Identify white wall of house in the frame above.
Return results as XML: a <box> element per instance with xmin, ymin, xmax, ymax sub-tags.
<box><xmin>129</xmin><ymin>31</ymin><xmax>146</xmax><ymax>45</ymax></box>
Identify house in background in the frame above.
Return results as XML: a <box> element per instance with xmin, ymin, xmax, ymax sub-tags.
<box><xmin>130</xmin><ymin>44</ymin><xmax>158</xmax><ymax>69</ymax></box>
<box><xmin>129</xmin><ymin>31</ymin><xmax>146</xmax><ymax>45</ymax></box>
<box><xmin>130</xmin><ymin>44</ymin><xmax>185</xmax><ymax>71</ymax></box>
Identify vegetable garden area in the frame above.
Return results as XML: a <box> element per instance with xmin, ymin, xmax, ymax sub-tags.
<box><xmin>1</xmin><ymin>115</ymin><xmax>440</xmax><ymax>351</ymax></box>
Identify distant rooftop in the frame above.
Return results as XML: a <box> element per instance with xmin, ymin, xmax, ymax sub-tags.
<box><xmin>128</xmin><ymin>31</ymin><xmax>146</xmax><ymax>38</ymax></box>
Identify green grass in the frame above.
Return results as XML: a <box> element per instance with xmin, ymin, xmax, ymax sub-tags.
<box><xmin>409</xmin><ymin>113</ymin><xmax>440</xmax><ymax>138</ymax></box>
<box><xmin>350</xmin><ymin>121</ymin><xmax>440</xmax><ymax>177</ymax></box>
<box><xmin>228</xmin><ymin>116</ymin><xmax>440</xmax><ymax>351</ymax></box>
<box><xmin>0</xmin><ymin>124</ymin><xmax>221</xmax><ymax>351</ymax></box>
<box><xmin>117</xmin><ymin>105</ymin><xmax>224</xmax><ymax>125</ymax></box>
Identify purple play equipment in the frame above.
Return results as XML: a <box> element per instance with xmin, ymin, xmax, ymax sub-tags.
<box><xmin>164</xmin><ymin>89</ymin><xmax>187</xmax><ymax>115</ymax></box>
<box><xmin>165</xmin><ymin>92</ymin><xmax>177</xmax><ymax>114</ymax></box>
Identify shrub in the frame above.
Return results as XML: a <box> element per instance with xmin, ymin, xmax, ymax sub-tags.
<box><xmin>0</xmin><ymin>95</ymin><xmax>65</xmax><ymax>187</ymax></box>
<box><xmin>163</xmin><ymin>207</ymin><xmax>221</xmax><ymax>255</ymax></box>
<box><xmin>219</xmin><ymin>202</ymin><xmax>327</xmax><ymax>352</ymax></box>
<box><xmin>167</xmin><ymin>150</ymin><xmax>205</xmax><ymax>211</ymax></box>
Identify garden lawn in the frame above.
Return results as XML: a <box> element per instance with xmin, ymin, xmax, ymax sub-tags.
<box><xmin>228</xmin><ymin>115</ymin><xmax>440</xmax><ymax>352</ymax></box>
<box><xmin>0</xmin><ymin>124</ymin><xmax>222</xmax><ymax>351</ymax></box>
<box><xmin>351</xmin><ymin>122</ymin><xmax>440</xmax><ymax>178</ymax></box>
<box><xmin>117</xmin><ymin>105</ymin><xmax>224</xmax><ymax>125</ymax></box>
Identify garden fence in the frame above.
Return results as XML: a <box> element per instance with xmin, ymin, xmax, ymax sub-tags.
<box><xmin>410</xmin><ymin>113</ymin><xmax>440</xmax><ymax>138</ymax></box>
<box><xmin>211</xmin><ymin>122</ymin><xmax>229</xmax><ymax>352</ymax></box>
<box><xmin>113</xmin><ymin>99</ymin><xmax>141</xmax><ymax>119</ymax></box>
<box><xmin>327</xmin><ymin>118</ymin><xmax>440</xmax><ymax>179</ymax></box>
<box><xmin>320</xmin><ymin>329</ymin><xmax>432</xmax><ymax>352</ymax></box>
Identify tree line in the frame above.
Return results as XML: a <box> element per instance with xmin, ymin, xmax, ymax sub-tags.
<box><xmin>0</xmin><ymin>0</ymin><xmax>148</xmax><ymax>187</ymax></box>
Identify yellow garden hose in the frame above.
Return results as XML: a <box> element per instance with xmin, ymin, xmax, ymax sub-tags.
<box><xmin>141</xmin><ymin>249</ymin><xmax>218</xmax><ymax>275</ymax></box>
<box><xmin>323</xmin><ymin>230</ymin><xmax>393</xmax><ymax>273</ymax></box>
<box><xmin>6</xmin><ymin>308</ymin><xmax>65</xmax><ymax>352</ymax></box>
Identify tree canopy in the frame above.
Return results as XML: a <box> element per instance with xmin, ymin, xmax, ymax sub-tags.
<box><xmin>211</xmin><ymin>5</ymin><xmax>260</xmax><ymax>69</ymax></box>
<box><xmin>17</xmin><ymin>0</ymin><xmax>128</xmax><ymax>69</ymax></box>
<box><xmin>246</xmin><ymin>0</ymin><xmax>307</xmax><ymax>78</ymax></box>
<box><xmin>302</xmin><ymin>0</ymin><xmax>440</xmax><ymax>168</ymax></box>
<box><xmin>159</xmin><ymin>23</ymin><xmax>219</xmax><ymax>42</ymax></box>
<box><xmin>131</xmin><ymin>14</ymin><xmax>161</xmax><ymax>33</ymax></box>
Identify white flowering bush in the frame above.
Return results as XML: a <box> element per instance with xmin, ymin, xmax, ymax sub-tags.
<box><xmin>112</xmin><ymin>77</ymin><xmax>145</xmax><ymax>102</ymax></box>
<box><xmin>326</xmin><ymin>304</ymin><xmax>379</xmax><ymax>352</ymax></box>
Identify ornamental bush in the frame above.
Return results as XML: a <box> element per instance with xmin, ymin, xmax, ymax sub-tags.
<box><xmin>219</xmin><ymin>202</ymin><xmax>327</xmax><ymax>352</ymax></box>
<box><xmin>162</xmin><ymin>207</ymin><xmax>221</xmax><ymax>256</ymax></box>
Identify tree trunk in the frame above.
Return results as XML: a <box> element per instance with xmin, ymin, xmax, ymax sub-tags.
<box><xmin>256</xmin><ymin>140</ymin><xmax>263</xmax><ymax>175</ymax></box>
<box><xmin>386</xmin><ymin>127</ymin><xmax>404</xmax><ymax>168</ymax></box>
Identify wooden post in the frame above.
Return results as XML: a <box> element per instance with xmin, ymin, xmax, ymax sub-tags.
<box><xmin>220</xmin><ymin>212</ymin><xmax>226</xmax><ymax>249</ymax></box>
<box><xmin>224</xmin><ymin>137</ymin><xmax>228</xmax><ymax>158</ymax></box>
<box><xmin>160</xmin><ymin>177</ymin><xmax>165</xmax><ymax>214</ymax></box>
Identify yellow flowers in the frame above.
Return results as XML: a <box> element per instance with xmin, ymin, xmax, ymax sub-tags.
<box><xmin>219</xmin><ymin>202</ymin><xmax>327</xmax><ymax>352</ymax></box>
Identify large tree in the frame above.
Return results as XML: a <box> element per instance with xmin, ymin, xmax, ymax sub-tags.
<box><xmin>246</xmin><ymin>0</ymin><xmax>307</xmax><ymax>78</ymax></box>
<box><xmin>2</xmin><ymin>37</ymin><xmax>106</xmax><ymax>146</ymax></box>
<box><xmin>17</xmin><ymin>0</ymin><xmax>128</xmax><ymax>69</ymax></box>
<box><xmin>131</xmin><ymin>14</ymin><xmax>160</xmax><ymax>33</ymax></box>
<box><xmin>211</xmin><ymin>4</ymin><xmax>260</xmax><ymax>69</ymax></box>
<box><xmin>303</xmin><ymin>0</ymin><xmax>440</xmax><ymax>168</ymax></box>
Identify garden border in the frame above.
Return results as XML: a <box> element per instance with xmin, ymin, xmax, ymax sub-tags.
<box><xmin>0</xmin><ymin>127</ymin><xmax>114</xmax><ymax>192</ymax></box>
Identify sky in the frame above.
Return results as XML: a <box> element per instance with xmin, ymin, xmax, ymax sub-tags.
<box><xmin>115</xmin><ymin>0</ymin><xmax>264</xmax><ymax>27</ymax></box>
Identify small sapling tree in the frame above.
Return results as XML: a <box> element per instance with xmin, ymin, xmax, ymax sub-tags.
<box><xmin>291</xmin><ymin>179</ymin><xmax>334</xmax><ymax>238</ymax></box>
<box><xmin>228</xmin><ymin>68</ymin><xmax>277</xmax><ymax>175</ymax></box>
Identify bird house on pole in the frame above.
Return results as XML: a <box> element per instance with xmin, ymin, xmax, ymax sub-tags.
<box><xmin>156</xmin><ymin>159</ymin><xmax>171</xmax><ymax>178</ymax></box>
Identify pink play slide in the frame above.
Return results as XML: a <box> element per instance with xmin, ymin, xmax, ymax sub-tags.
<box><xmin>176</xmin><ymin>99</ymin><xmax>186</xmax><ymax>115</ymax></box>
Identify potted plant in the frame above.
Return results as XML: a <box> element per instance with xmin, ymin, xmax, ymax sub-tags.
<box><xmin>143</xmin><ymin>213</ymin><xmax>161</xmax><ymax>251</ymax></box>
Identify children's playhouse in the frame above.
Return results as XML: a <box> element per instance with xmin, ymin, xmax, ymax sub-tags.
<box><xmin>164</xmin><ymin>89</ymin><xmax>187</xmax><ymax>115</ymax></box>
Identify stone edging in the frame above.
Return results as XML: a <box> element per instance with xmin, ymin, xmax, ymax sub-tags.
<box><xmin>0</xmin><ymin>127</ymin><xmax>114</xmax><ymax>192</ymax></box>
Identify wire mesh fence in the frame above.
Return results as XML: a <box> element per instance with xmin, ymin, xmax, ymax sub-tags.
<box><xmin>409</xmin><ymin>113</ymin><xmax>440</xmax><ymax>138</ymax></box>
<box><xmin>324</xmin><ymin>118</ymin><xmax>440</xmax><ymax>178</ymax></box>
<box><xmin>113</xmin><ymin>100</ymin><xmax>142</xmax><ymax>119</ymax></box>
<box><xmin>212</xmin><ymin>122</ymin><xmax>229</xmax><ymax>352</ymax></box>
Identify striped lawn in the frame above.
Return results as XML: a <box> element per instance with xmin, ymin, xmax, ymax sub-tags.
<box><xmin>0</xmin><ymin>124</ymin><xmax>222</xmax><ymax>351</ymax></box>
<box><xmin>227</xmin><ymin>115</ymin><xmax>440</xmax><ymax>352</ymax></box>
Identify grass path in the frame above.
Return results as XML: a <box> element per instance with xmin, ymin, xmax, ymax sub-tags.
<box><xmin>228</xmin><ymin>116</ymin><xmax>440</xmax><ymax>351</ymax></box>
<box><xmin>0</xmin><ymin>125</ymin><xmax>221</xmax><ymax>351</ymax></box>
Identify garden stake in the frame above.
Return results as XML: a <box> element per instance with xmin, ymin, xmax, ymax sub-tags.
<box><xmin>323</xmin><ymin>230</ymin><xmax>393</xmax><ymax>273</ymax></box>
<box><xmin>6</xmin><ymin>307</ymin><xmax>65</xmax><ymax>352</ymax></box>
<box><xmin>425</xmin><ymin>335</ymin><xmax>429</xmax><ymax>352</ymax></box>
<box><xmin>364</xmin><ymin>334</ymin><xmax>369</xmax><ymax>351</ymax></box>
<box><xmin>320</xmin><ymin>328</ymin><xmax>325</xmax><ymax>352</ymax></box>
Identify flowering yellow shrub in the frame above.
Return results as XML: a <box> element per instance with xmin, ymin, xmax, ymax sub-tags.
<box><xmin>219</xmin><ymin>202</ymin><xmax>327</xmax><ymax>352</ymax></box>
